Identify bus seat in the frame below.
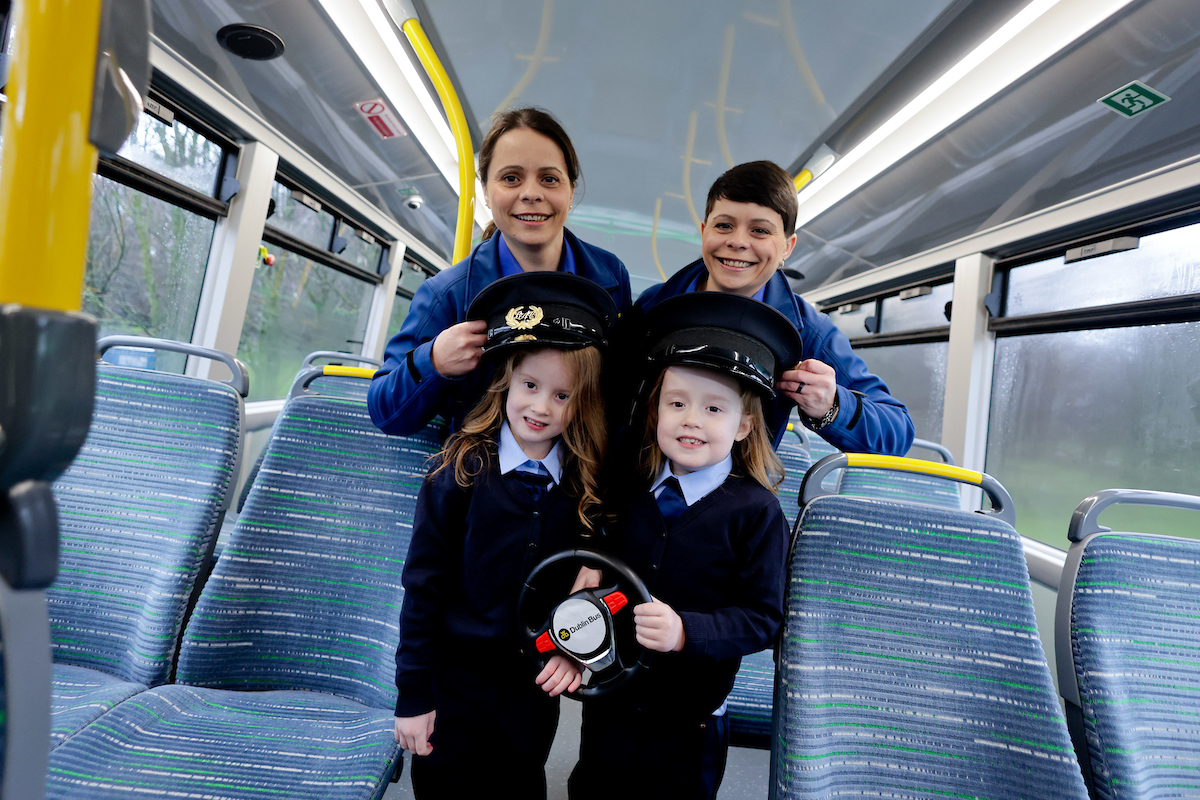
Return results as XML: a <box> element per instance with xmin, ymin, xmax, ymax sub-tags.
<box><xmin>47</xmin><ymin>374</ymin><xmax>443</xmax><ymax>798</ymax></box>
<box><xmin>773</xmin><ymin>455</ymin><xmax>1087</xmax><ymax>799</ymax></box>
<box><xmin>1056</xmin><ymin>489</ymin><xmax>1200</xmax><ymax>800</ymax></box>
<box><xmin>835</xmin><ymin>438</ymin><xmax>961</xmax><ymax>509</ymax></box>
<box><xmin>726</xmin><ymin>435</ymin><xmax>811</xmax><ymax>749</ymax></box>
<box><xmin>775</xmin><ymin>434</ymin><xmax>813</xmax><ymax>529</ymax></box>
<box><xmin>47</xmin><ymin>340</ymin><xmax>245</xmax><ymax>747</ymax></box>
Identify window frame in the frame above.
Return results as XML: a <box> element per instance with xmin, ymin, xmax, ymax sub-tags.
<box><xmin>818</xmin><ymin>273</ymin><xmax>955</xmax><ymax>350</ymax></box>
<box><xmin>95</xmin><ymin>89</ymin><xmax>237</xmax><ymax>220</ymax></box>
<box><xmin>989</xmin><ymin>209</ymin><xmax>1200</xmax><ymax>338</ymax></box>
<box><xmin>271</xmin><ymin>171</ymin><xmax>391</xmax><ymax>276</ymax></box>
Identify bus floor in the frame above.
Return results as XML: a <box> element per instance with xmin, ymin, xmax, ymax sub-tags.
<box><xmin>383</xmin><ymin>698</ymin><xmax>770</xmax><ymax>798</ymax></box>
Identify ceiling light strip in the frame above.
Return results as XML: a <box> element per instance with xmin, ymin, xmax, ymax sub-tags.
<box><xmin>795</xmin><ymin>0</ymin><xmax>1137</xmax><ymax>230</ymax></box>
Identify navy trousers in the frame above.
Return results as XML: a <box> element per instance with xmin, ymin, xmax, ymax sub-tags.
<box><xmin>410</xmin><ymin>658</ymin><xmax>559</xmax><ymax>799</ymax></box>
<box><xmin>569</xmin><ymin>700</ymin><xmax>730</xmax><ymax>800</ymax></box>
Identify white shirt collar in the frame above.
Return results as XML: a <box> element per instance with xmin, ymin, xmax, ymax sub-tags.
<box><xmin>651</xmin><ymin>454</ymin><xmax>733</xmax><ymax>506</ymax></box>
<box><xmin>499</xmin><ymin>421</ymin><xmax>563</xmax><ymax>485</ymax></box>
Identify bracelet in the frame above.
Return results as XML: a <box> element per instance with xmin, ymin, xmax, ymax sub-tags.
<box><xmin>806</xmin><ymin>394</ymin><xmax>839</xmax><ymax>431</ymax></box>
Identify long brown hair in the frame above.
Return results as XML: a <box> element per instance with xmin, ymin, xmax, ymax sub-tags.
<box><xmin>638</xmin><ymin>366</ymin><xmax>783</xmax><ymax>493</ymax></box>
<box><xmin>478</xmin><ymin>107</ymin><xmax>581</xmax><ymax>241</ymax></box>
<box><xmin>434</xmin><ymin>346</ymin><xmax>607</xmax><ymax>533</ymax></box>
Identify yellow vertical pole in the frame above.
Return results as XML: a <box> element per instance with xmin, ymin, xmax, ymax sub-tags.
<box><xmin>401</xmin><ymin>18</ymin><xmax>476</xmax><ymax>264</ymax></box>
<box><xmin>0</xmin><ymin>0</ymin><xmax>103</xmax><ymax>309</ymax></box>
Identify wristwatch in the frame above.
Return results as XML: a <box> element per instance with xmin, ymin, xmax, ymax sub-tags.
<box><xmin>805</xmin><ymin>394</ymin><xmax>839</xmax><ymax>431</ymax></box>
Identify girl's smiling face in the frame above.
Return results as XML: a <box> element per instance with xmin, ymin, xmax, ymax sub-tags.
<box><xmin>656</xmin><ymin>365</ymin><xmax>752</xmax><ymax>475</ymax></box>
<box><xmin>700</xmin><ymin>198</ymin><xmax>797</xmax><ymax>297</ymax></box>
<box><xmin>506</xmin><ymin>349</ymin><xmax>575</xmax><ymax>460</ymax></box>
<box><xmin>483</xmin><ymin>127</ymin><xmax>575</xmax><ymax>259</ymax></box>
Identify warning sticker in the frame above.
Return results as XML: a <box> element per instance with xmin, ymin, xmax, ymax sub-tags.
<box><xmin>355</xmin><ymin>98</ymin><xmax>409</xmax><ymax>140</ymax></box>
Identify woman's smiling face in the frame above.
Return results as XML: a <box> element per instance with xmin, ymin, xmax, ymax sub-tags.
<box><xmin>700</xmin><ymin>198</ymin><xmax>797</xmax><ymax>297</ymax></box>
<box><xmin>483</xmin><ymin>127</ymin><xmax>575</xmax><ymax>257</ymax></box>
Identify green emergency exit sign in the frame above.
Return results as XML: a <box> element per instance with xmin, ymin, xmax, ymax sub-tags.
<box><xmin>1098</xmin><ymin>81</ymin><xmax>1171</xmax><ymax>118</ymax></box>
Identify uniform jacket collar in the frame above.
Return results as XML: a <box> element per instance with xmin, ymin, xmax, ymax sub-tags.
<box><xmin>462</xmin><ymin>228</ymin><xmax>624</xmax><ymax>300</ymax></box>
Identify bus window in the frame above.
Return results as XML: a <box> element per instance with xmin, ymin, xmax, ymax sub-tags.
<box><xmin>237</xmin><ymin>243</ymin><xmax>375</xmax><ymax>401</ymax></box>
<box><xmin>85</xmin><ymin>176</ymin><xmax>217</xmax><ymax>373</ymax></box>
<box><xmin>858</xmin><ymin>342</ymin><xmax>949</xmax><ymax>447</ymax></box>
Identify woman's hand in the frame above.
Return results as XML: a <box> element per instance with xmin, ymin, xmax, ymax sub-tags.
<box><xmin>779</xmin><ymin>359</ymin><xmax>837</xmax><ymax>421</ymax></box>
<box><xmin>536</xmin><ymin>655</ymin><xmax>583</xmax><ymax>697</ymax></box>
<box><xmin>395</xmin><ymin>710</ymin><xmax>436</xmax><ymax>756</ymax></box>
<box><xmin>430</xmin><ymin>320</ymin><xmax>488</xmax><ymax>378</ymax></box>
<box><xmin>633</xmin><ymin>598</ymin><xmax>685</xmax><ymax>652</ymax></box>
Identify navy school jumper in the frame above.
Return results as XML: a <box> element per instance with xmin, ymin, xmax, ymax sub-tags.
<box><xmin>367</xmin><ymin>230</ymin><xmax>631</xmax><ymax>437</ymax></box>
<box><xmin>571</xmin><ymin>473</ymin><xmax>788</xmax><ymax>799</ymax></box>
<box><xmin>395</xmin><ymin>451</ymin><xmax>586</xmax><ymax>795</ymax></box>
<box><xmin>631</xmin><ymin>260</ymin><xmax>915</xmax><ymax>454</ymax></box>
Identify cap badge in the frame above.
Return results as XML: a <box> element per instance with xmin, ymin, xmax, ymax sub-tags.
<box><xmin>514</xmin><ymin>334</ymin><xmax>538</xmax><ymax>342</ymax></box>
<box><xmin>505</xmin><ymin>305</ymin><xmax>544</xmax><ymax>330</ymax></box>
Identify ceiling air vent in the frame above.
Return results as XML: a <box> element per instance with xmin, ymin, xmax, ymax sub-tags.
<box><xmin>217</xmin><ymin>24</ymin><xmax>285</xmax><ymax>61</ymax></box>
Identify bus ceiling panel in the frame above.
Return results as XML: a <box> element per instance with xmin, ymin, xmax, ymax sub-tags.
<box><xmin>149</xmin><ymin>0</ymin><xmax>460</xmax><ymax>261</ymax></box>
<box><xmin>792</xmin><ymin>0</ymin><xmax>1200</xmax><ymax>293</ymax></box>
<box><xmin>418</xmin><ymin>0</ymin><xmax>964</xmax><ymax>292</ymax></box>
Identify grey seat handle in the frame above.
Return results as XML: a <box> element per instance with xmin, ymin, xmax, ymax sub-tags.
<box><xmin>1069</xmin><ymin>488</ymin><xmax>1200</xmax><ymax>542</ymax></box>
<box><xmin>909</xmin><ymin>438</ymin><xmax>955</xmax><ymax>464</ymax></box>
<box><xmin>300</xmin><ymin>350</ymin><xmax>384</xmax><ymax>369</ymax></box>
<box><xmin>97</xmin><ymin>336</ymin><xmax>249</xmax><ymax>397</ymax></box>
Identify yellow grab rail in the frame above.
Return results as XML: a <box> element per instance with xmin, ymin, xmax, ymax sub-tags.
<box><xmin>842</xmin><ymin>453</ymin><xmax>983</xmax><ymax>486</ymax></box>
<box><xmin>793</xmin><ymin>169</ymin><xmax>813</xmax><ymax>192</ymax></box>
<box><xmin>0</xmin><ymin>0</ymin><xmax>104</xmax><ymax>309</ymax></box>
<box><xmin>402</xmin><ymin>18</ymin><xmax>476</xmax><ymax>264</ymax></box>
<box><xmin>323</xmin><ymin>365</ymin><xmax>378</xmax><ymax>379</ymax></box>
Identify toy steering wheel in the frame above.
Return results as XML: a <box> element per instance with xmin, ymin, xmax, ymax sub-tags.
<box><xmin>518</xmin><ymin>549</ymin><xmax>652</xmax><ymax>700</ymax></box>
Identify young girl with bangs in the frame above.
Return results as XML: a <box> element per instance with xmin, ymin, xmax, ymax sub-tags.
<box><xmin>394</xmin><ymin>273</ymin><xmax>614</xmax><ymax>800</ymax></box>
<box><xmin>570</xmin><ymin>292</ymin><xmax>797</xmax><ymax>800</ymax></box>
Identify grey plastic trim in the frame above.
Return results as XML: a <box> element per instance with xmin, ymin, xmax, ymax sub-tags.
<box><xmin>0</xmin><ymin>580</ymin><xmax>51</xmax><ymax>800</ymax></box>
<box><xmin>799</xmin><ymin>452</ymin><xmax>1016</xmax><ymax>526</ymax></box>
<box><xmin>97</xmin><ymin>336</ymin><xmax>249</xmax><ymax>397</ymax></box>
<box><xmin>1069</xmin><ymin>488</ymin><xmax>1200</xmax><ymax>542</ymax></box>
<box><xmin>300</xmin><ymin>350</ymin><xmax>384</xmax><ymax>369</ymax></box>
<box><xmin>910</xmin><ymin>438</ymin><xmax>955</xmax><ymax>464</ymax></box>
<box><xmin>1055</xmin><ymin>536</ymin><xmax>1089</xmax><ymax>709</ymax></box>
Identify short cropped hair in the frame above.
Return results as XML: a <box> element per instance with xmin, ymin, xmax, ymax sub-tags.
<box><xmin>704</xmin><ymin>161</ymin><xmax>798</xmax><ymax>233</ymax></box>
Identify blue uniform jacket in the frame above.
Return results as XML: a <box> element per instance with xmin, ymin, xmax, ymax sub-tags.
<box><xmin>633</xmin><ymin>261</ymin><xmax>915</xmax><ymax>455</ymax></box>
<box><xmin>606</xmin><ymin>474</ymin><xmax>788</xmax><ymax>721</ymax></box>
<box><xmin>394</xmin><ymin>452</ymin><xmax>585</xmax><ymax>717</ymax></box>
<box><xmin>368</xmin><ymin>230</ymin><xmax>632</xmax><ymax>436</ymax></box>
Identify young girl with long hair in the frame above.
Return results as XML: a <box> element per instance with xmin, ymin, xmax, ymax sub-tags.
<box><xmin>570</xmin><ymin>291</ymin><xmax>801</xmax><ymax>800</ymax></box>
<box><xmin>394</xmin><ymin>272</ymin><xmax>614</xmax><ymax>800</ymax></box>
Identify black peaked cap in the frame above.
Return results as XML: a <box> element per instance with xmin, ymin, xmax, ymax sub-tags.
<box><xmin>468</xmin><ymin>272</ymin><xmax>618</xmax><ymax>357</ymax></box>
<box><xmin>642</xmin><ymin>293</ymin><xmax>802</xmax><ymax>397</ymax></box>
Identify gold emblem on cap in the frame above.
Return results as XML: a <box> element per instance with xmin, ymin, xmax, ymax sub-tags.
<box><xmin>514</xmin><ymin>334</ymin><xmax>538</xmax><ymax>342</ymax></box>
<box><xmin>505</xmin><ymin>305</ymin><xmax>543</xmax><ymax>330</ymax></box>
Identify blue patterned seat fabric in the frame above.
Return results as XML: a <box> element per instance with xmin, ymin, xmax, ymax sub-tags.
<box><xmin>1067</xmin><ymin>533</ymin><xmax>1200</xmax><ymax>800</ymax></box>
<box><xmin>774</xmin><ymin>495</ymin><xmax>1087</xmax><ymax>799</ymax></box>
<box><xmin>47</xmin><ymin>363</ymin><xmax>241</xmax><ymax>745</ymax></box>
<box><xmin>835</xmin><ymin>466</ymin><xmax>961</xmax><ymax>509</ymax></box>
<box><xmin>47</xmin><ymin>390</ymin><xmax>445</xmax><ymax>799</ymax></box>
<box><xmin>726</xmin><ymin>436</ymin><xmax>811</xmax><ymax>748</ymax></box>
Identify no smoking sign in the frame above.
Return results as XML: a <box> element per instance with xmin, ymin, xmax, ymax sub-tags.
<box><xmin>354</xmin><ymin>98</ymin><xmax>408</xmax><ymax>140</ymax></box>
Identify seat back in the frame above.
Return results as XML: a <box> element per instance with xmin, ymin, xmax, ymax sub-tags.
<box><xmin>836</xmin><ymin>437</ymin><xmax>961</xmax><ymax>509</ymax></box>
<box><xmin>774</xmin><ymin>435</ymin><xmax>812</xmax><ymax>530</ymax></box>
<box><xmin>1057</xmin><ymin>489</ymin><xmax>1200</xmax><ymax>800</ymax></box>
<box><xmin>49</xmin><ymin>351</ymin><xmax>243</xmax><ymax>687</ymax></box>
<box><xmin>177</xmin><ymin>384</ymin><xmax>445</xmax><ymax>711</ymax></box>
<box><xmin>773</xmin><ymin>455</ymin><xmax>1086</xmax><ymax>799</ymax></box>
